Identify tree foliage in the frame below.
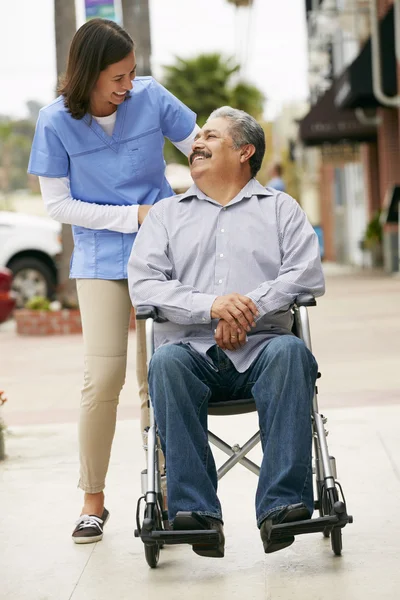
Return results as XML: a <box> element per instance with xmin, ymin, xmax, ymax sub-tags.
<box><xmin>162</xmin><ymin>53</ymin><xmax>265</xmax><ymax>164</ymax></box>
<box><xmin>226</xmin><ymin>0</ymin><xmax>253</xmax><ymax>6</ymax></box>
<box><xmin>0</xmin><ymin>118</ymin><xmax>35</xmax><ymax>192</ymax></box>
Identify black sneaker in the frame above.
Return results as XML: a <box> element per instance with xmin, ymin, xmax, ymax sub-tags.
<box><xmin>260</xmin><ymin>503</ymin><xmax>310</xmax><ymax>554</ymax></box>
<box><xmin>72</xmin><ymin>508</ymin><xmax>110</xmax><ymax>544</ymax></box>
<box><xmin>173</xmin><ymin>512</ymin><xmax>225</xmax><ymax>558</ymax></box>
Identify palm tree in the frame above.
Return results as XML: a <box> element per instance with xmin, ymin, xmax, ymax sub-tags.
<box><xmin>226</xmin><ymin>0</ymin><xmax>253</xmax><ymax>6</ymax></box>
<box><xmin>121</xmin><ymin>0</ymin><xmax>152</xmax><ymax>75</ymax></box>
<box><xmin>162</xmin><ymin>53</ymin><xmax>264</xmax><ymax>164</ymax></box>
<box><xmin>54</xmin><ymin>0</ymin><xmax>77</xmax><ymax>306</ymax></box>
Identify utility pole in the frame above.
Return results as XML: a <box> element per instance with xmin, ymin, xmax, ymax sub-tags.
<box><xmin>54</xmin><ymin>0</ymin><xmax>77</xmax><ymax>306</ymax></box>
<box><xmin>121</xmin><ymin>0</ymin><xmax>152</xmax><ymax>75</ymax></box>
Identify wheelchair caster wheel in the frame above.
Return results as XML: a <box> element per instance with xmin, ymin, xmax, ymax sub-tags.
<box><xmin>323</xmin><ymin>527</ymin><xmax>330</xmax><ymax>538</ymax></box>
<box><xmin>331</xmin><ymin>527</ymin><xmax>342</xmax><ymax>556</ymax></box>
<box><xmin>145</xmin><ymin>543</ymin><xmax>160</xmax><ymax>568</ymax></box>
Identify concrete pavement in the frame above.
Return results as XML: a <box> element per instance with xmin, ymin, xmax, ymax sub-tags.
<box><xmin>0</xmin><ymin>265</ymin><xmax>400</xmax><ymax>599</ymax></box>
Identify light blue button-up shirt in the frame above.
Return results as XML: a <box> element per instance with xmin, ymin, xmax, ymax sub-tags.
<box><xmin>128</xmin><ymin>179</ymin><xmax>325</xmax><ymax>372</ymax></box>
<box><xmin>28</xmin><ymin>77</ymin><xmax>196</xmax><ymax>280</ymax></box>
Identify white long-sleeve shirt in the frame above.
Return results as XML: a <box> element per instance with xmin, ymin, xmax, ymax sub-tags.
<box><xmin>39</xmin><ymin>115</ymin><xmax>199</xmax><ymax>234</ymax></box>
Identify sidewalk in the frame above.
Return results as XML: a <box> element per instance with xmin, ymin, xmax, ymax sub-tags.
<box><xmin>1</xmin><ymin>267</ymin><xmax>400</xmax><ymax>599</ymax></box>
<box><xmin>1</xmin><ymin>406</ymin><xmax>399</xmax><ymax>600</ymax></box>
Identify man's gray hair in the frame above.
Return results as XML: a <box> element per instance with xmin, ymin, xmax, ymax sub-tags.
<box><xmin>207</xmin><ymin>106</ymin><xmax>265</xmax><ymax>177</ymax></box>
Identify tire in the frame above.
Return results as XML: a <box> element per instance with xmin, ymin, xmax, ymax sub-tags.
<box><xmin>322</xmin><ymin>487</ymin><xmax>344</xmax><ymax>554</ymax></box>
<box><xmin>323</xmin><ymin>527</ymin><xmax>330</xmax><ymax>538</ymax></box>
<box><xmin>145</xmin><ymin>543</ymin><xmax>160</xmax><ymax>568</ymax></box>
<box><xmin>8</xmin><ymin>256</ymin><xmax>56</xmax><ymax>308</ymax></box>
<box><xmin>331</xmin><ymin>527</ymin><xmax>342</xmax><ymax>556</ymax></box>
<box><xmin>143</xmin><ymin>504</ymin><xmax>161</xmax><ymax>568</ymax></box>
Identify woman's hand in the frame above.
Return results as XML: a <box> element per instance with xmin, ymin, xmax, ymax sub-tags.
<box><xmin>138</xmin><ymin>205</ymin><xmax>152</xmax><ymax>225</ymax></box>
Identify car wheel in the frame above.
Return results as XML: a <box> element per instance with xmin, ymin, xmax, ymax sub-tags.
<box><xmin>7</xmin><ymin>257</ymin><xmax>56</xmax><ymax>308</ymax></box>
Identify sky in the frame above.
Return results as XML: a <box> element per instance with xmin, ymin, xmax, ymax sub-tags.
<box><xmin>3</xmin><ymin>0</ymin><xmax>309</xmax><ymax>121</ymax></box>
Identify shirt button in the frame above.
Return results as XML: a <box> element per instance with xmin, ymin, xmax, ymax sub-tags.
<box><xmin>223</xmin><ymin>207</ymin><xmax>227</xmax><ymax>211</ymax></box>
<box><xmin>221</xmin><ymin>229</ymin><xmax>225</xmax><ymax>233</ymax></box>
<box><xmin>218</xmin><ymin>279</ymin><xmax>223</xmax><ymax>284</ymax></box>
<box><xmin>219</xmin><ymin>253</ymin><xmax>224</xmax><ymax>258</ymax></box>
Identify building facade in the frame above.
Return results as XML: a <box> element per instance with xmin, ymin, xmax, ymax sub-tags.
<box><xmin>300</xmin><ymin>0</ymin><xmax>400</xmax><ymax>271</ymax></box>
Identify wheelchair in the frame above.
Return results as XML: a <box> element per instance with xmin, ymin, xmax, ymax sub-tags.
<box><xmin>134</xmin><ymin>294</ymin><xmax>353</xmax><ymax>568</ymax></box>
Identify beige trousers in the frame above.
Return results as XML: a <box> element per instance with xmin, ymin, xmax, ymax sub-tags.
<box><xmin>76</xmin><ymin>279</ymin><xmax>151</xmax><ymax>493</ymax></box>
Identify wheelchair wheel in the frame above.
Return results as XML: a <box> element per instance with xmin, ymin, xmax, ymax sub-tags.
<box><xmin>143</xmin><ymin>503</ymin><xmax>162</xmax><ymax>568</ymax></box>
<box><xmin>331</xmin><ymin>527</ymin><xmax>342</xmax><ymax>556</ymax></box>
<box><xmin>145</xmin><ymin>543</ymin><xmax>160</xmax><ymax>568</ymax></box>
<box><xmin>322</xmin><ymin>486</ymin><xmax>343</xmax><ymax>555</ymax></box>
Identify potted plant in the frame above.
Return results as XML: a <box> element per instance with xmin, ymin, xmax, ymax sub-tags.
<box><xmin>14</xmin><ymin>295</ymin><xmax>83</xmax><ymax>336</ymax></box>
<box><xmin>14</xmin><ymin>295</ymin><xmax>137</xmax><ymax>336</ymax></box>
<box><xmin>361</xmin><ymin>210</ymin><xmax>383</xmax><ymax>267</ymax></box>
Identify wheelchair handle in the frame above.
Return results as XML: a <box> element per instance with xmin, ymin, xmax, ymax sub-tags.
<box><xmin>135</xmin><ymin>305</ymin><xmax>167</xmax><ymax>323</ymax></box>
<box><xmin>294</xmin><ymin>293</ymin><xmax>316</xmax><ymax>307</ymax></box>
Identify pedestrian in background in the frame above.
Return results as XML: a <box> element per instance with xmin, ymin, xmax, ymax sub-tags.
<box><xmin>28</xmin><ymin>18</ymin><xmax>198</xmax><ymax>544</ymax></box>
<box><xmin>266</xmin><ymin>163</ymin><xmax>286</xmax><ymax>192</ymax></box>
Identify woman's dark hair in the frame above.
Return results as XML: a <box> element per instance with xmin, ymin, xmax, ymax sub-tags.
<box><xmin>58</xmin><ymin>19</ymin><xmax>134</xmax><ymax>119</ymax></box>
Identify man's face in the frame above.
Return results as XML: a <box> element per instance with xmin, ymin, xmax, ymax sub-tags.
<box><xmin>189</xmin><ymin>117</ymin><xmax>242</xmax><ymax>182</ymax></box>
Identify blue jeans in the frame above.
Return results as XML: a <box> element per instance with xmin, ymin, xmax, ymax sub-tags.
<box><xmin>148</xmin><ymin>335</ymin><xmax>318</xmax><ymax>527</ymax></box>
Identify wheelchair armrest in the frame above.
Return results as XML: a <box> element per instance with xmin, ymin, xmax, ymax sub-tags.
<box><xmin>295</xmin><ymin>293</ymin><xmax>317</xmax><ymax>307</ymax></box>
<box><xmin>135</xmin><ymin>305</ymin><xmax>167</xmax><ymax>323</ymax></box>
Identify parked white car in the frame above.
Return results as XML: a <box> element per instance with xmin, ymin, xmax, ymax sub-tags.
<box><xmin>0</xmin><ymin>211</ymin><xmax>61</xmax><ymax>307</ymax></box>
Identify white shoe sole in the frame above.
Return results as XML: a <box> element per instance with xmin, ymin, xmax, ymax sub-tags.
<box><xmin>72</xmin><ymin>512</ymin><xmax>110</xmax><ymax>544</ymax></box>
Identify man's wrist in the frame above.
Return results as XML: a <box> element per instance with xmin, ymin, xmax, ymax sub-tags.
<box><xmin>245</xmin><ymin>293</ymin><xmax>263</xmax><ymax>320</ymax></box>
<box><xmin>192</xmin><ymin>293</ymin><xmax>218</xmax><ymax>324</ymax></box>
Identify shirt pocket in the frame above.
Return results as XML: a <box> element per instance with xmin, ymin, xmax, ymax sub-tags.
<box><xmin>125</xmin><ymin>128</ymin><xmax>165</xmax><ymax>176</ymax></box>
<box><xmin>71</xmin><ymin>229</ymin><xmax>96</xmax><ymax>274</ymax></box>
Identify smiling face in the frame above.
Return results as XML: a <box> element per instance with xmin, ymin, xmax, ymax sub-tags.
<box><xmin>189</xmin><ymin>117</ymin><xmax>245</xmax><ymax>183</ymax></box>
<box><xmin>90</xmin><ymin>51</ymin><xmax>136</xmax><ymax>116</ymax></box>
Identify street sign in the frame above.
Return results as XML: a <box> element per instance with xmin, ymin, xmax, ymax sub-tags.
<box><xmin>85</xmin><ymin>0</ymin><xmax>120</xmax><ymax>23</ymax></box>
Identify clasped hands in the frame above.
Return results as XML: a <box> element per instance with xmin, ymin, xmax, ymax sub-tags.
<box><xmin>211</xmin><ymin>293</ymin><xmax>259</xmax><ymax>352</ymax></box>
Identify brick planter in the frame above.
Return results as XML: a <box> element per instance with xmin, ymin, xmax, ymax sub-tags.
<box><xmin>15</xmin><ymin>308</ymin><xmax>136</xmax><ymax>336</ymax></box>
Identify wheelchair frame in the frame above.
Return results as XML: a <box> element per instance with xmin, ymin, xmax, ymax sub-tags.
<box><xmin>134</xmin><ymin>294</ymin><xmax>353</xmax><ymax>568</ymax></box>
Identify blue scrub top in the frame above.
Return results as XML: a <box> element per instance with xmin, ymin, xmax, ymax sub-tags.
<box><xmin>28</xmin><ymin>77</ymin><xmax>196</xmax><ymax>279</ymax></box>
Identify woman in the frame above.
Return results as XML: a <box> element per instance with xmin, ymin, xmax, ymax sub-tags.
<box><xmin>28</xmin><ymin>18</ymin><xmax>198</xmax><ymax>543</ymax></box>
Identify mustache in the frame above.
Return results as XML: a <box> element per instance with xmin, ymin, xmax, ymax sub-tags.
<box><xmin>189</xmin><ymin>151</ymin><xmax>212</xmax><ymax>165</ymax></box>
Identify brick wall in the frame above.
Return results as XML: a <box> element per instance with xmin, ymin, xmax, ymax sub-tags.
<box><xmin>378</xmin><ymin>0</ymin><xmax>393</xmax><ymax>18</ymax></box>
<box><xmin>360</xmin><ymin>143</ymin><xmax>380</xmax><ymax>216</ymax></box>
<box><xmin>15</xmin><ymin>309</ymin><xmax>137</xmax><ymax>336</ymax></box>
<box><xmin>376</xmin><ymin>108</ymin><xmax>400</xmax><ymax>207</ymax></box>
<box><xmin>319</xmin><ymin>163</ymin><xmax>336</xmax><ymax>261</ymax></box>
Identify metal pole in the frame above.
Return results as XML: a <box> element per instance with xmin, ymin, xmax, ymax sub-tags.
<box><xmin>369</xmin><ymin>0</ymin><xmax>400</xmax><ymax>107</ymax></box>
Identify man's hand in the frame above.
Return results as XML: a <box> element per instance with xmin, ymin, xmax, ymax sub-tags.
<box><xmin>214</xmin><ymin>319</ymin><xmax>247</xmax><ymax>351</ymax></box>
<box><xmin>211</xmin><ymin>293</ymin><xmax>258</xmax><ymax>333</ymax></box>
<box><xmin>138</xmin><ymin>205</ymin><xmax>152</xmax><ymax>225</ymax></box>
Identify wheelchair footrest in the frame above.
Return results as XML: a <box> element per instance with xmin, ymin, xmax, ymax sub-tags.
<box><xmin>139</xmin><ymin>529</ymin><xmax>220</xmax><ymax>546</ymax></box>
<box><xmin>270</xmin><ymin>514</ymin><xmax>348</xmax><ymax>540</ymax></box>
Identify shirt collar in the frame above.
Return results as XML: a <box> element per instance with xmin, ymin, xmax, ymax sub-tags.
<box><xmin>178</xmin><ymin>178</ymin><xmax>274</xmax><ymax>205</ymax></box>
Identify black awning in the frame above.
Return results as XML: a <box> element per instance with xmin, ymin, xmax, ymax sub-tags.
<box><xmin>305</xmin><ymin>0</ymin><xmax>322</xmax><ymax>13</ymax></box>
<box><xmin>299</xmin><ymin>83</ymin><xmax>377</xmax><ymax>146</ymax></box>
<box><xmin>334</xmin><ymin>6</ymin><xmax>397</xmax><ymax>109</ymax></box>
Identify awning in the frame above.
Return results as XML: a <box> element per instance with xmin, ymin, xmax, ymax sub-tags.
<box><xmin>334</xmin><ymin>6</ymin><xmax>397</xmax><ymax>110</ymax></box>
<box><xmin>305</xmin><ymin>0</ymin><xmax>322</xmax><ymax>12</ymax></box>
<box><xmin>299</xmin><ymin>83</ymin><xmax>377</xmax><ymax>146</ymax></box>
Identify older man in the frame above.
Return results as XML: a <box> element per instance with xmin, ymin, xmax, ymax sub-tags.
<box><xmin>128</xmin><ymin>107</ymin><xmax>325</xmax><ymax>558</ymax></box>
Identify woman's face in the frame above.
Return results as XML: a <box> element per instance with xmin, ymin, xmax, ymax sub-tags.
<box><xmin>90</xmin><ymin>51</ymin><xmax>136</xmax><ymax>114</ymax></box>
